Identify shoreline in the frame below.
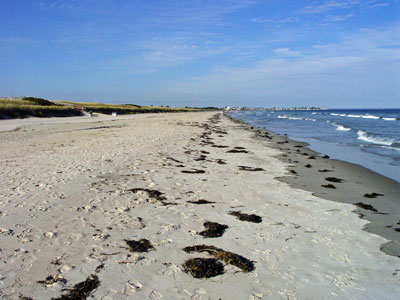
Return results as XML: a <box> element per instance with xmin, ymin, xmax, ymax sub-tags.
<box><xmin>0</xmin><ymin>111</ymin><xmax>399</xmax><ymax>299</ymax></box>
<box><xmin>227</xmin><ymin>113</ymin><xmax>400</xmax><ymax>257</ymax></box>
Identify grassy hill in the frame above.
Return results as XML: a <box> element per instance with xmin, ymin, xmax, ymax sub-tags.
<box><xmin>0</xmin><ymin>97</ymin><xmax>218</xmax><ymax>119</ymax></box>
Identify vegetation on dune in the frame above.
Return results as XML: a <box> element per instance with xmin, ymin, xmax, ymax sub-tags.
<box><xmin>0</xmin><ymin>97</ymin><xmax>220</xmax><ymax>119</ymax></box>
<box><xmin>0</xmin><ymin>97</ymin><xmax>83</xmax><ymax>119</ymax></box>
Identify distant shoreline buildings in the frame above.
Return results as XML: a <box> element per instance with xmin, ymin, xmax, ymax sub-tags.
<box><xmin>224</xmin><ymin>106</ymin><xmax>326</xmax><ymax>111</ymax></box>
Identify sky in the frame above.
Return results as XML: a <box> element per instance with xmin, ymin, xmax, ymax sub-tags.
<box><xmin>0</xmin><ymin>0</ymin><xmax>399</xmax><ymax>108</ymax></box>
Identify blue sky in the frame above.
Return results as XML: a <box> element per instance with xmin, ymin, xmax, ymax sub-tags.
<box><xmin>0</xmin><ymin>0</ymin><xmax>399</xmax><ymax>108</ymax></box>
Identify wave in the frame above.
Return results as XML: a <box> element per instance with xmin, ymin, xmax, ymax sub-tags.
<box><xmin>357</xmin><ymin>130</ymin><xmax>398</xmax><ymax>147</ymax></box>
<box><xmin>332</xmin><ymin>122</ymin><xmax>351</xmax><ymax>131</ymax></box>
<box><xmin>362</xmin><ymin>114</ymin><xmax>380</xmax><ymax>119</ymax></box>
<box><xmin>382</xmin><ymin>117</ymin><xmax>397</xmax><ymax>121</ymax></box>
<box><xmin>330</xmin><ymin>113</ymin><xmax>340</xmax><ymax>116</ymax></box>
<box><xmin>347</xmin><ymin>114</ymin><xmax>361</xmax><ymax>118</ymax></box>
<box><xmin>277</xmin><ymin>115</ymin><xmax>315</xmax><ymax>121</ymax></box>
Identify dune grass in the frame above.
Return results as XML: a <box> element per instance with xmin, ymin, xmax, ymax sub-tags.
<box><xmin>0</xmin><ymin>97</ymin><xmax>219</xmax><ymax>119</ymax></box>
<box><xmin>0</xmin><ymin>98</ymin><xmax>83</xmax><ymax>119</ymax></box>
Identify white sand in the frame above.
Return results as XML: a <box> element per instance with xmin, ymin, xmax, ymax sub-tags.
<box><xmin>0</xmin><ymin>112</ymin><xmax>398</xmax><ymax>299</ymax></box>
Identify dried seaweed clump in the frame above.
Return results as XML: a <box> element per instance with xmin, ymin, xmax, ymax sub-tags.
<box><xmin>128</xmin><ymin>188</ymin><xmax>167</xmax><ymax>201</ymax></box>
<box><xmin>52</xmin><ymin>274</ymin><xmax>100</xmax><ymax>300</ymax></box>
<box><xmin>183</xmin><ymin>245</ymin><xmax>255</xmax><ymax>272</ymax></box>
<box><xmin>188</xmin><ymin>199</ymin><xmax>215</xmax><ymax>205</ymax></box>
<box><xmin>321</xmin><ymin>184</ymin><xmax>336</xmax><ymax>189</ymax></box>
<box><xmin>238</xmin><ymin>166</ymin><xmax>264</xmax><ymax>172</ymax></box>
<box><xmin>364</xmin><ymin>193</ymin><xmax>384</xmax><ymax>198</ymax></box>
<box><xmin>226</xmin><ymin>149</ymin><xmax>249</xmax><ymax>153</ymax></box>
<box><xmin>354</xmin><ymin>202</ymin><xmax>378</xmax><ymax>213</ymax></box>
<box><xmin>125</xmin><ymin>239</ymin><xmax>154</xmax><ymax>252</ymax></box>
<box><xmin>183</xmin><ymin>258</ymin><xmax>225</xmax><ymax>278</ymax></box>
<box><xmin>325</xmin><ymin>177</ymin><xmax>344</xmax><ymax>183</ymax></box>
<box><xmin>199</xmin><ymin>222</ymin><xmax>228</xmax><ymax>238</ymax></box>
<box><xmin>229</xmin><ymin>211</ymin><xmax>262</xmax><ymax>223</ymax></box>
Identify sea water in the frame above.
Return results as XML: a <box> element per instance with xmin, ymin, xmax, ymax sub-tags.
<box><xmin>231</xmin><ymin>109</ymin><xmax>400</xmax><ymax>183</ymax></box>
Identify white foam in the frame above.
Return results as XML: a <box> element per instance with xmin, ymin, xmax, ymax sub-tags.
<box><xmin>362</xmin><ymin>115</ymin><xmax>380</xmax><ymax>119</ymax></box>
<box><xmin>382</xmin><ymin>117</ymin><xmax>396</xmax><ymax>121</ymax></box>
<box><xmin>277</xmin><ymin>115</ymin><xmax>288</xmax><ymax>119</ymax></box>
<box><xmin>339</xmin><ymin>114</ymin><xmax>347</xmax><ymax>116</ymax></box>
<box><xmin>330</xmin><ymin>113</ymin><xmax>339</xmax><ymax>116</ymax></box>
<box><xmin>347</xmin><ymin>114</ymin><xmax>361</xmax><ymax>118</ymax></box>
<box><xmin>357</xmin><ymin>130</ymin><xmax>395</xmax><ymax>146</ymax></box>
<box><xmin>336</xmin><ymin>125</ymin><xmax>351</xmax><ymax>131</ymax></box>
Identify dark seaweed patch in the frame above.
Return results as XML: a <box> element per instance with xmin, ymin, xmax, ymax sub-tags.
<box><xmin>183</xmin><ymin>245</ymin><xmax>255</xmax><ymax>272</ymax></box>
<box><xmin>321</xmin><ymin>184</ymin><xmax>336</xmax><ymax>189</ymax></box>
<box><xmin>183</xmin><ymin>258</ymin><xmax>225</xmax><ymax>278</ymax></box>
<box><xmin>364</xmin><ymin>193</ymin><xmax>384</xmax><ymax>198</ymax></box>
<box><xmin>167</xmin><ymin>157</ymin><xmax>182</xmax><ymax>163</ymax></box>
<box><xmin>125</xmin><ymin>239</ymin><xmax>154</xmax><ymax>252</ymax></box>
<box><xmin>289</xmin><ymin>170</ymin><xmax>297</xmax><ymax>175</ymax></box>
<box><xmin>354</xmin><ymin>202</ymin><xmax>378</xmax><ymax>213</ymax></box>
<box><xmin>304</xmin><ymin>164</ymin><xmax>312</xmax><ymax>168</ymax></box>
<box><xmin>194</xmin><ymin>155</ymin><xmax>207</xmax><ymax>161</ymax></box>
<box><xmin>128</xmin><ymin>188</ymin><xmax>167</xmax><ymax>201</ymax></box>
<box><xmin>294</xmin><ymin>145</ymin><xmax>303</xmax><ymax>148</ymax></box>
<box><xmin>52</xmin><ymin>274</ymin><xmax>100</xmax><ymax>300</ymax></box>
<box><xmin>229</xmin><ymin>211</ymin><xmax>262</xmax><ymax>223</ymax></box>
<box><xmin>322</xmin><ymin>155</ymin><xmax>330</xmax><ymax>159</ymax></box>
<box><xmin>211</xmin><ymin>145</ymin><xmax>229</xmax><ymax>148</ymax></box>
<box><xmin>238</xmin><ymin>166</ymin><xmax>264</xmax><ymax>172</ymax></box>
<box><xmin>216</xmin><ymin>159</ymin><xmax>226</xmax><ymax>164</ymax></box>
<box><xmin>181</xmin><ymin>169</ymin><xmax>206</xmax><ymax>174</ymax></box>
<box><xmin>188</xmin><ymin>199</ymin><xmax>215</xmax><ymax>205</ymax></box>
<box><xmin>234</xmin><ymin>147</ymin><xmax>246</xmax><ymax>150</ymax></box>
<box><xmin>226</xmin><ymin>149</ymin><xmax>249</xmax><ymax>153</ymax></box>
<box><xmin>37</xmin><ymin>275</ymin><xmax>67</xmax><ymax>286</ymax></box>
<box><xmin>308</xmin><ymin>156</ymin><xmax>316</xmax><ymax>159</ymax></box>
<box><xmin>325</xmin><ymin>177</ymin><xmax>344</xmax><ymax>183</ymax></box>
<box><xmin>318</xmin><ymin>169</ymin><xmax>333</xmax><ymax>172</ymax></box>
<box><xmin>199</xmin><ymin>222</ymin><xmax>228</xmax><ymax>238</ymax></box>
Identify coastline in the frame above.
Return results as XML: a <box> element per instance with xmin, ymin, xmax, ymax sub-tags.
<box><xmin>227</xmin><ymin>113</ymin><xmax>400</xmax><ymax>257</ymax></box>
<box><xmin>0</xmin><ymin>111</ymin><xmax>399</xmax><ymax>299</ymax></box>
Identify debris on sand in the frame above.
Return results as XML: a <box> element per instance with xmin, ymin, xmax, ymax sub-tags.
<box><xmin>211</xmin><ymin>145</ymin><xmax>229</xmax><ymax>148</ymax></box>
<box><xmin>183</xmin><ymin>245</ymin><xmax>255</xmax><ymax>272</ymax></box>
<box><xmin>238</xmin><ymin>166</ymin><xmax>264</xmax><ymax>172</ymax></box>
<box><xmin>125</xmin><ymin>239</ymin><xmax>154</xmax><ymax>252</ymax></box>
<box><xmin>318</xmin><ymin>169</ymin><xmax>333</xmax><ymax>173</ymax></box>
<box><xmin>188</xmin><ymin>199</ymin><xmax>215</xmax><ymax>205</ymax></box>
<box><xmin>304</xmin><ymin>164</ymin><xmax>312</xmax><ymax>168</ymax></box>
<box><xmin>167</xmin><ymin>157</ymin><xmax>183</xmax><ymax>163</ymax></box>
<box><xmin>364</xmin><ymin>193</ymin><xmax>384</xmax><ymax>198</ymax></box>
<box><xmin>321</xmin><ymin>184</ymin><xmax>336</xmax><ymax>189</ymax></box>
<box><xmin>354</xmin><ymin>202</ymin><xmax>378</xmax><ymax>213</ymax></box>
<box><xmin>129</xmin><ymin>188</ymin><xmax>166</xmax><ymax>201</ymax></box>
<box><xmin>322</xmin><ymin>155</ymin><xmax>330</xmax><ymax>159</ymax></box>
<box><xmin>289</xmin><ymin>170</ymin><xmax>297</xmax><ymax>175</ymax></box>
<box><xmin>181</xmin><ymin>169</ymin><xmax>206</xmax><ymax>174</ymax></box>
<box><xmin>226</xmin><ymin>149</ymin><xmax>249</xmax><ymax>153</ymax></box>
<box><xmin>52</xmin><ymin>274</ymin><xmax>100</xmax><ymax>300</ymax></box>
<box><xmin>37</xmin><ymin>275</ymin><xmax>67</xmax><ymax>287</ymax></box>
<box><xmin>183</xmin><ymin>258</ymin><xmax>225</xmax><ymax>278</ymax></box>
<box><xmin>325</xmin><ymin>177</ymin><xmax>344</xmax><ymax>183</ymax></box>
<box><xmin>229</xmin><ymin>211</ymin><xmax>262</xmax><ymax>223</ymax></box>
<box><xmin>199</xmin><ymin>222</ymin><xmax>228</xmax><ymax>238</ymax></box>
<box><xmin>216</xmin><ymin>159</ymin><xmax>227</xmax><ymax>164</ymax></box>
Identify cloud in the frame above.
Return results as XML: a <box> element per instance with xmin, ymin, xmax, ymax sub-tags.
<box><xmin>155</xmin><ymin>23</ymin><xmax>400</xmax><ymax>106</ymax></box>
<box><xmin>324</xmin><ymin>13</ymin><xmax>355</xmax><ymax>22</ymax></box>
<box><xmin>274</xmin><ymin>48</ymin><xmax>300</xmax><ymax>57</ymax></box>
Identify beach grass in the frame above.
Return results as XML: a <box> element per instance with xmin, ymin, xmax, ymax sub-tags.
<box><xmin>0</xmin><ymin>97</ymin><xmax>219</xmax><ymax>119</ymax></box>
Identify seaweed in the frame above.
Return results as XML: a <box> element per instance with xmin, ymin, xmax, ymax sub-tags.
<box><xmin>188</xmin><ymin>199</ymin><xmax>215</xmax><ymax>205</ymax></box>
<box><xmin>354</xmin><ymin>202</ymin><xmax>378</xmax><ymax>213</ymax></box>
<box><xmin>325</xmin><ymin>177</ymin><xmax>344</xmax><ymax>183</ymax></box>
<box><xmin>226</xmin><ymin>149</ymin><xmax>249</xmax><ymax>153</ymax></box>
<box><xmin>181</xmin><ymin>169</ymin><xmax>206</xmax><ymax>174</ymax></box>
<box><xmin>308</xmin><ymin>156</ymin><xmax>316</xmax><ymax>159</ymax></box>
<box><xmin>229</xmin><ymin>211</ymin><xmax>262</xmax><ymax>223</ymax></box>
<box><xmin>216</xmin><ymin>159</ymin><xmax>226</xmax><ymax>164</ymax></box>
<box><xmin>321</xmin><ymin>184</ymin><xmax>336</xmax><ymax>189</ymax></box>
<box><xmin>183</xmin><ymin>245</ymin><xmax>255</xmax><ymax>272</ymax></box>
<box><xmin>318</xmin><ymin>169</ymin><xmax>333</xmax><ymax>172</ymax></box>
<box><xmin>322</xmin><ymin>155</ymin><xmax>330</xmax><ymax>158</ymax></box>
<box><xmin>37</xmin><ymin>275</ymin><xmax>67</xmax><ymax>287</ymax></box>
<box><xmin>183</xmin><ymin>258</ymin><xmax>225</xmax><ymax>278</ymax></box>
<box><xmin>199</xmin><ymin>222</ymin><xmax>228</xmax><ymax>238</ymax></box>
<box><xmin>194</xmin><ymin>155</ymin><xmax>207</xmax><ymax>161</ymax></box>
<box><xmin>128</xmin><ymin>188</ymin><xmax>167</xmax><ymax>202</ymax></box>
<box><xmin>167</xmin><ymin>157</ymin><xmax>183</xmax><ymax>163</ymax></box>
<box><xmin>304</xmin><ymin>164</ymin><xmax>312</xmax><ymax>168</ymax></box>
<box><xmin>52</xmin><ymin>274</ymin><xmax>100</xmax><ymax>300</ymax></box>
<box><xmin>211</xmin><ymin>145</ymin><xmax>229</xmax><ymax>148</ymax></box>
<box><xmin>125</xmin><ymin>239</ymin><xmax>154</xmax><ymax>252</ymax></box>
<box><xmin>238</xmin><ymin>166</ymin><xmax>264</xmax><ymax>172</ymax></box>
<box><xmin>289</xmin><ymin>170</ymin><xmax>297</xmax><ymax>175</ymax></box>
<box><xmin>364</xmin><ymin>193</ymin><xmax>384</xmax><ymax>198</ymax></box>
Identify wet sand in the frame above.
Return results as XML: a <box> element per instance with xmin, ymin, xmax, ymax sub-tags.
<box><xmin>0</xmin><ymin>112</ymin><xmax>399</xmax><ymax>299</ymax></box>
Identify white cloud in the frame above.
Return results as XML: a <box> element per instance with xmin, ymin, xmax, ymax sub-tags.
<box><xmin>274</xmin><ymin>48</ymin><xmax>300</xmax><ymax>57</ymax></box>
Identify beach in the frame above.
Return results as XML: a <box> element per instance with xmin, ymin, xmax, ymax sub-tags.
<box><xmin>0</xmin><ymin>111</ymin><xmax>399</xmax><ymax>299</ymax></box>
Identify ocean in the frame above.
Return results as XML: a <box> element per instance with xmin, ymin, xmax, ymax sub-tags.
<box><xmin>231</xmin><ymin>109</ymin><xmax>400</xmax><ymax>183</ymax></box>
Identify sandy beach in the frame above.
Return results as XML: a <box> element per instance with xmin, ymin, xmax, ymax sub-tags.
<box><xmin>0</xmin><ymin>112</ymin><xmax>399</xmax><ymax>299</ymax></box>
